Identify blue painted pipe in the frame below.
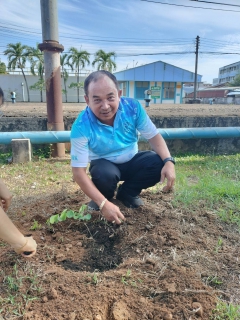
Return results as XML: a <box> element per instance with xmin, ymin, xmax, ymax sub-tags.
<box><xmin>0</xmin><ymin>127</ymin><xmax>240</xmax><ymax>145</ymax></box>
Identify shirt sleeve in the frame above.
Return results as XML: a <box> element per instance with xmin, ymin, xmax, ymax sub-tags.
<box><xmin>135</xmin><ymin>100</ymin><xmax>159</xmax><ymax>140</ymax></box>
<box><xmin>70</xmin><ymin>123</ymin><xmax>89</xmax><ymax>168</ymax></box>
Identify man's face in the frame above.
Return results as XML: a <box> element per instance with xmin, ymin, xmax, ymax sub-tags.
<box><xmin>85</xmin><ymin>76</ymin><xmax>122</xmax><ymax>126</ymax></box>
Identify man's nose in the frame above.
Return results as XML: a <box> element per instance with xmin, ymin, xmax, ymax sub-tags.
<box><xmin>101</xmin><ymin>100</ymin><xmax>109</xmax><ymax>109</ymax></box>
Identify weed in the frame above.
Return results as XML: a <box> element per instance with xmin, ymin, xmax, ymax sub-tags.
<box><xmin>206</xmin><ymin>275</ymin><xmax>223</xmax><ymax>286</ymax></box>
<box><xmin>211</xmin><ymin>300</ymin><xmax>240</xmax><ymax>319</ymax></box>
<box><xmin>87</xmin><ymin>272</ymin><xmax>99</xmax><ymax>285</ymax></box>
<box><xmin>30</xmin><ymin>220</ymin><xmax>42</xmax><ymax>230</ymax></box>
<box><xmin>215</xmin><ymin>237</ymin><xmax>223</xmax><ymax>253</ymax></box>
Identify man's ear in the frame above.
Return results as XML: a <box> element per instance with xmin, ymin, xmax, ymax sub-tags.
<box><xmin>118</xmin><ymin>90</ymin><xmax>122</xmax><ymax>98</ymax></box>
<box><xmin>84</xmin><ymin>95</ymin><xmax>89</xmax><ymax>104</ymax></box>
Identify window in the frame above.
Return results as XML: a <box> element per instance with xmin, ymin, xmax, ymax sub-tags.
<box><xmin>163</xmin><ymin>82</ymin><xmax>175</xmax><ymax>99</ymax></box>
<box><xmin>135</xmin><ymin>81</ymin><xmax>149</xmax><ymax>99</ymax></box>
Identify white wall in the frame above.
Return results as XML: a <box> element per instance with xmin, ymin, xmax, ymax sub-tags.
<box><xmin>0</xmin><ymin>74</ymin><xmax>87</xmax><ymax>103</ymax></box>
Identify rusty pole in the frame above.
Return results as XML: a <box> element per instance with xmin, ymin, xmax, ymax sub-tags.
<box><xmin>39</xmin><ymin>0</ymin><xmax>65</xmax><ymax>157</ymax></box>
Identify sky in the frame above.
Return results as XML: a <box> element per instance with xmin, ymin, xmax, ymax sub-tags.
<box><xmin>1</xmin><ymin>0</ymin><xmax>240</xmax><ymax>84</ymax></box>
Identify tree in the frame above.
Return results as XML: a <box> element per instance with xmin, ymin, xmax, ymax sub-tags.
<box><xmin>0</xmin><ymin>59</ymin><xmax>7</xmax><ymax>74</ymax></box>
<box><xmin>230</xmin><ymin>73</ymin><xmax>240</xmax><ymax>87</ymax></box>
<box><xmin>67</xmin><ymin>47</ymin><xmax>90</xmax><ymax>102</ymax></box>
<box><xmin>92</xmin><ymin>50</ymin><xmax>117</xmax><ymax>72</ymax></box>
<box><xmin>4</xmin><ymin>42</ymin><xmax>31</xmax><ymax>102</ymax></box>
<box><xmin>27</xmin><ymin>44</ymin><xmax>45</xmax><ymax>102</ymax></box>
<box><xmin>60</xmin><ymin>53</ymin><xmax>70</xmax><ymax>102</ymax></box>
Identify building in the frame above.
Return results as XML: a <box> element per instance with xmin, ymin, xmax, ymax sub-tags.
<box><xmin>218</xmin><ymin>61</ymin><xmax>240</xmax><ymax>84</ymax></box>
<box><xmin>114</xmin><ymin>61</ymin><xmax>202</xmax><ymax>104</ymax></box>
<box><xmin>186</xmin><ymin>86</ymin><xmax>240</xmax><ymax>104</ymax></box>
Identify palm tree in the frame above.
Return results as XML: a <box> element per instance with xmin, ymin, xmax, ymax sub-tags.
<box><xmin>60</xmin><ymin>53</ymin><xmax>70</xmax><ymax>102</ymax></box>
<box><xmin>92</xmin><ymin>50</ymin><xmax>117</xmax><ymax>72</ymax></box>
<box><xmin>67</xmin><ymin>47</ymin><xmax>90</xmax><ymax>102</ymax></box>
<box><xmin>27</xmin><ymin>44</ymin><xmax>45</xmax><ymax>102</ymax></box>
<box><xmin>4</xmin><ymin>42</ymin><xmax>31</xmax><ymax>102</ymax></box>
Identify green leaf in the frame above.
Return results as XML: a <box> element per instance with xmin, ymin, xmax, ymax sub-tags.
<box><xmin>49</xmin><ymin>214</ymin><xmax>59</xmax><ymax>224</ymax></box>
<box><xmin>66</xmin><ymin>210</ymin><xmax>75</xmax><ymax>218</ymax></box>
<box><xmin>59</xmin><ymin>211</ymin><xmax>67</xmax><ymax>221</ymax></box>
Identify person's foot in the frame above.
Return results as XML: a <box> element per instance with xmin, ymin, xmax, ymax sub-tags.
<box><xmin>116</xmin><ymin>186</ymin><xmax>144</xmax><ymax>208</ymax></box>
<box><xmin>87</xmin><ymin>200</ymin><xmax>99</xmax><ymax>211</ymax></box>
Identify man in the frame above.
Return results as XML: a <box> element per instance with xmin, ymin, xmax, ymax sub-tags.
<box><xmin>71</xmin><ymin>71</ymin><xmax>175</xmax><ymax>225</ymax></box>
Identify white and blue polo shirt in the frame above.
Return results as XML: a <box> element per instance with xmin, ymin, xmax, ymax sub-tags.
<box><xmin>70</xmin><ymin>97</ymin><xmax>158</xmax><ymax>167</ymax></box>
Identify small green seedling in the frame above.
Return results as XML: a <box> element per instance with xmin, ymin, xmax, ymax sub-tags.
<box><xmin>30</xmin><ymin>220</ymin><xmax>42</xmax><ymax>230</ymax></box>
<box><xmin>47</xmin><ymin>204</ymin><xmax>91</xmax><ymax>225</ymax></box>
<box><xmin>207</xmin><ymin>275</ymin><xmax>223</xmax><ymax>286</ymax></box>
<box><xmin>215</xmin><ymin>237</ymin><xmax>223</xmax><ymax>253</ymax></box>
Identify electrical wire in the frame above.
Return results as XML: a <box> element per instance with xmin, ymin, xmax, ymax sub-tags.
<box><xmin>140</xmin><ymin>0</ymin><xmax>240</xmax><ymax>12</ymax></box>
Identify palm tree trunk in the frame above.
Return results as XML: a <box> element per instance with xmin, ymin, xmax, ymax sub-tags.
<box><xmin>40</xmin><ymin>89</ymin><xmax>43</xmax><ymax>102</ymax></box>
<box><xmin>77</xmin><ymin>65</ymin><xmax>80</xmax><ymax>103</ymax></box>
<box><xmin>21</xmin><ymin>69</ymin><xmax>30</xmax><ymax>102</ymax></box>
<box><xmin>64</xmin><ymin>79</ymin><xmax>67</xmax><ymax>102</ymax></box>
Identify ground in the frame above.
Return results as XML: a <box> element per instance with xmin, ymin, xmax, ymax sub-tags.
<box><xmin>2</xmin><ymin>101</ymin><xmax>240</xmax><ymax>118</ymax></box>
<box><xmin>0</xmin><ymin>103</ymin><xmax>240</xmax><ymax>320</ymax></box>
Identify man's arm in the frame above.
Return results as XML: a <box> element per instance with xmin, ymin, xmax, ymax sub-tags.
<box><xmin>148</xmin><ymin>134</ymin><xmax>176</xmax><ymax>191</ymax></box>
<box><xmin>72</xmin><ymin>167</ymin><xmax>125</xmax><ymax>224</ymax></box>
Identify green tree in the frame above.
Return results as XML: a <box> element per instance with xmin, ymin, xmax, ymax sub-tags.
<box><xmin>4</xmin><ymin>42</ymin><xmax>31</xmax><ymax>102</ymax></box>
<box><xmin>0</xmin><ymin>59</ymin><xmax>7</xmax><ymax>74</ymax></box>
<box><xmin>230</xmin><ymin>73</ymin><xmax>240</xmax><ymax>87</ymax></box>
<box><xmin>27</xmin><ymin>44</ymin><xmax>45</xmax><ymax>102</ymax></box>
<box><xmin>92</xmin><ymin>49</ymin><xmax>117</xmax><ymax>72</ymax></box>
<box><xmin>67</xmin><ymin>47</ymin><xmax>90</xmax><ymax>102</ymax></box>
<box><xmin>60</xmin><ymin>53</ymin><xmax>70</xmax><ymax>102</ymax></box>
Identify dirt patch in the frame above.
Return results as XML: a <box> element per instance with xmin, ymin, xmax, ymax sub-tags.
<box><xmin>2</xmin><ymin>102</ymin><xmax>240</xmax><ymax>118</ymax></box>
<box><xmin>1</xmin><ymin>186</ymin><xmax>239</xmax><ymax>320</ymax></box>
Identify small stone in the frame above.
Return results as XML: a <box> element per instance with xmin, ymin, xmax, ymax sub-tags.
<box><xmin>49</xmin><ymin>288</ymin><xmax>58</xmax><ymax>299</ymax></box>
<box><xmin>192</xmin><ymin>302</ymin><xmax>203</xmax><ymax>317</ymax></box>
<box><xmin>94</xmin><ymin>315</ymin><xmax>102</xmax><ymax>320</ymax></box>
<box><xmin>76</xmin><ymin>241</ymin><xmax>83</xmax><ymax>246</ymax></box>
<box><xmin>162</xmin><ymin>312</ymin><xmax>173</xmax><ymax>320</ymax></box>
<box><xmin>68</xmin><ymin>312</ymin><xmax>76</xmax><ymax>320</ymax></box>
<box><xmin>124</xmin><ymin>288</ymin><xmax>131</xmax><ymax>295</ymax></box>
<box><xmin>42</xmin><ymin>296</ymin><xmax>48</xmax><ymax>302</ymax></box>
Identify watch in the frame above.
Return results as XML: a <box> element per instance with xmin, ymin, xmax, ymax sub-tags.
<box><xmin>163</xmin><ymin>157</ymin><xmax>175</xmax><ymax>165</ymax></box>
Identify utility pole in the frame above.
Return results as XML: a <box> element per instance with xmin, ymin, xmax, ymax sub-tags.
<box><xmin>193</xmin><ymin>35</ymin><xmax>200</xmax><ymax>102</ymax></box>
<box><xmin>39</xmin><ymin>0</ymin><xmax>65</xmax><ymax>157</ymax></box>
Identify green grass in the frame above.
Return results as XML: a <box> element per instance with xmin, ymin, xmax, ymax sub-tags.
<box><xmin>211</xmin><ymin>301</ymin><xmax>240</xmax><ymax>320</ymax></box>
<box><xmin>173</xmin><ymin>154</ymin><xmax>240</xmax><ymax>227</ymax></box>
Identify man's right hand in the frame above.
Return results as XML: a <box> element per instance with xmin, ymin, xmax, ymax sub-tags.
<box><xmin>101</xmin><ymin>201</ymin><xmax>125</xmax><ymax>224</ymax></box>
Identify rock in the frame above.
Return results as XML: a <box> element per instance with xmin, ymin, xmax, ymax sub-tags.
<box><xmin>48</xmin><ymin>287</ymin><xmax>58</xmax><ymax>299</ymax></box>
<box><xmin>112</xmin><ymin>301</ymin><xmax>131</xmax><ymax>320</ymax></box>
<box><xmin>162</xmin><ymin>312</ymin><xmax>173</xmax><ymax>320</ymax></box>
<box><xmin>94</xmin><ymin>315</ymin><xmax>102</xmax><ymax>320</ymax></box>
<box><xmin>42</xmin><ymin>296</ymin><xmax>48</xmax><ymax>302</ymax></box>
<box><xmin>68</xmin><ymin>312</ymin><xmax>76</xmax><ymax>320</ymax></box>
<box><xmin>192</xmin><ymin>302</ymin><xmax>203</xmax><ymax>317</ymax></box>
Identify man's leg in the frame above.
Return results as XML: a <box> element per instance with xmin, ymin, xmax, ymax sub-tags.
<box><xmin>116</xmin><ymin>151</ymin><xmax>164</xmax><ymax>207</ymax></box>
<box><xmin>89</xmin><ymin>158</ymin><xmax>121</xmax><ymax>200</ymax></box>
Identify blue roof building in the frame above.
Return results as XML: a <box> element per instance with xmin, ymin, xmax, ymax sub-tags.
<box><xmin>114</xmin><ymin>61</ymin><xmax>202</xmax><ymax>104</ymax></box>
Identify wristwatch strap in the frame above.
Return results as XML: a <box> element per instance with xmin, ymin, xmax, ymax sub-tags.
<box><xmin>163</xmin><ymin>157</ymin><xmax>175</xmax><ymax>165</ymax></box>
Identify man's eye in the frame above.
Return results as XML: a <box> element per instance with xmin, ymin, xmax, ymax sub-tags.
<box><xmin>94</xmin><ymin>99</ymin><xmax>100</xmax><ymax>103</ymax></box>
<box><xmin>108</xmin><ymin>96</ymin><xmax>114</xmax><ymax>101</ymax></box>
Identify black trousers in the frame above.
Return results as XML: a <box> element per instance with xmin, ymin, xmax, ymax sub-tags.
<box><xmin>89</xmin><ymin>151</ymin><xmax>164</xmax><ymax>199</ymax></box>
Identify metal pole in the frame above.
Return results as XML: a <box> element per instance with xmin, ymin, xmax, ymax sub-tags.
<box><xmin>38</xmin><ymin>0</ymin><xmax>65</xmax><ymax>157</ymax></box>
<box><xmin>193</xmin><ymin>35</ymin><xmax>200</xmax><ymax>102</ymax></box>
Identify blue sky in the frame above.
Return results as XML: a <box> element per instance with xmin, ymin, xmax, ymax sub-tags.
<box><xmin>1</xmin><ymin>0</ymin><xmax>240</xmax><ymax>83</ymax></box>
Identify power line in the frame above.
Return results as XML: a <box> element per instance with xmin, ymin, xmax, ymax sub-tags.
<box><xmin>140</xmin><ymin>0</ymin><xmax>240</xmax><ymax>12</ymax></box>
<box><xmin>189</xmin><ymin>0</ymin><xmax>240</xmax><ymax>8</ymax></box>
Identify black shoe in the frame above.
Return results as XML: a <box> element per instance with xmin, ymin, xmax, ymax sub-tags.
<box><xmin>116</xmin><ymin>187</ymin><xmax>144</xmax><ymax>208</ymax></box>
<box><xmin>88</xmin><ymin>200</ymin><xmax>99</xmax><ymax>211</ymax></box>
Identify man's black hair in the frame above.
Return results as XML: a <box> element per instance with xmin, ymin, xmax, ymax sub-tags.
<box><xmin>84</xmin><ymin>70</ymin><xmax>119</xmax><ymax>96</ymax></box>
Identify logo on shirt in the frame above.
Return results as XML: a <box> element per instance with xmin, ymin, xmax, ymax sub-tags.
<box><xmin>123</xmin><ymin>121</ymin><xmax>132</xmax><ymax>134</ymax></box>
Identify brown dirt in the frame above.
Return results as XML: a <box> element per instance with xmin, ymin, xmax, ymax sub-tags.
<box><xmin>1</xmin><ymin>184</ymin><xmax>239</xmax><ymax>320</ymax></box>
<box><xmin>2</xmin><ymin>102</ymin><xmax>240</xmax><ymax>118</ymax></box>
<box><xmin>0</xmin><ymin>103</ymin><xmax>240</xmax><ymax>320</ymax></box>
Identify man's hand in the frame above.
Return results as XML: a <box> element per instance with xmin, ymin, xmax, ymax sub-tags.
<box><xmin>101</xmin><ymin>201</ymin><xmax>126</xmax><ymax>224</ymax></box>
<box><xmin>160</xmin><ymin>161</ymin><xmax>176</xmax><ymax>192</ymax></box>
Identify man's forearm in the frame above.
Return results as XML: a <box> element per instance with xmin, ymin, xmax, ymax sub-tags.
<box><xmin>148</xmin><ymin>134</ymin><xmax>171</xmax><ymax>160</ymax></box>
<box><xmin>72</xmin><ymin>168</ymin><xmax>106</xmax><ymax>206</ymax></box>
